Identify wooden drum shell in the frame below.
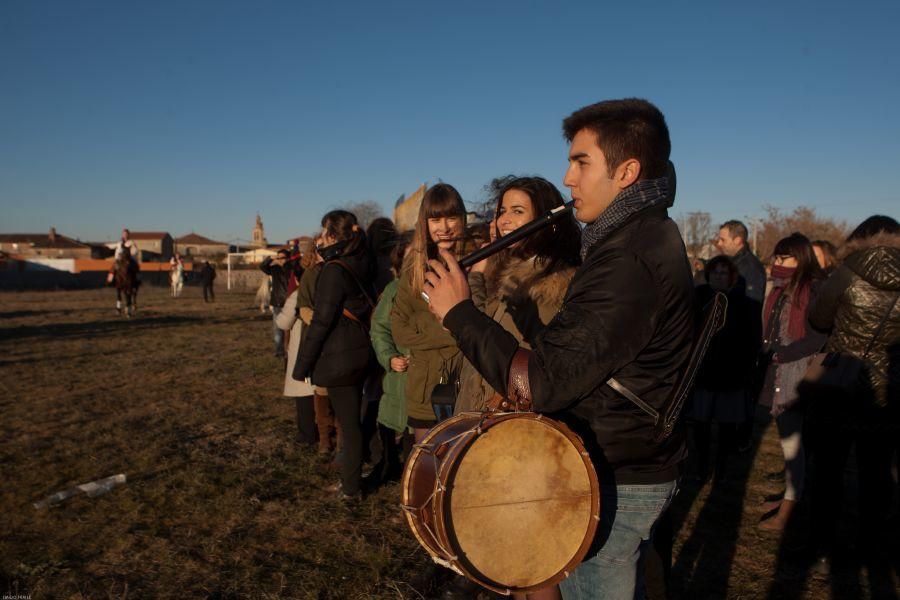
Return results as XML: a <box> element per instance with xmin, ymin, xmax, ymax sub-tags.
<box><xmin>401</xmin><ymin>411</ymin><xmax>600</xmax><ymax>594</ymax></box>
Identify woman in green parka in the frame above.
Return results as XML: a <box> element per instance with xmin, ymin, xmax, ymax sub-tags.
<box><xmin>391</xmin><ymin>183</ymin><xmax>470</xmax><ymax>441</ymax></box>
<box><xmin>369</xmin><ymin>234</ymin><xmax>412</xmax><ymax>482</ymax></box>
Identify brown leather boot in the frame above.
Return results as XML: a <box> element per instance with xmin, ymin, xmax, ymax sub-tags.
<box><xmin>313</xmin><ymin>391</ymin><xmax>334</xmax><ymax>455</ymax></box>
<box><xmin>759</xmin><ymin>498</ymin><xmax>796</xmax><ymax>531</ymax></box>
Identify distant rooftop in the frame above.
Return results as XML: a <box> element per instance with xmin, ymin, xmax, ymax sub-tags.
<box><xmin>175</xmin><ymin>232</ymin><xmax>227</xmax><ymax>245</ymax></box>
<box><xmin>129</xmin><ymin>231</ymin><xmax>170</xmax><ymax>240</ymax></box>
<box><xmin>0</xmin><ymin>230</ymin><xmax>90</xmax><ymax>249</ymax></box>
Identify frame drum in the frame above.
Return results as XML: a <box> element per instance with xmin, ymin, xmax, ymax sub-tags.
<box><xmin>401</xmin><ymin>411</ymin><xmax>600</xmax><ymax>594</ymax></box>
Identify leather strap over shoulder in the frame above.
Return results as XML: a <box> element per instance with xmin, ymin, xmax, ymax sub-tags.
<box><xmin>489</xmin><ymin>348</ymin><xmax>533</xmax><ymax>412</ymax></box>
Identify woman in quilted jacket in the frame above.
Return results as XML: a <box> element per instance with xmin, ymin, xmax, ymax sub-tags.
<box><xmin>808</xmin><ymin>215</ymin><xmax>900</xmax><ymax>571</ymax></box>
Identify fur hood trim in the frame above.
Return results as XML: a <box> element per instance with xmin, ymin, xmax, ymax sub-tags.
<box><xmin>838</xmin><ymin>231</ymin><xmax>900</xmax><ymax>260</ymax></box>
<box><xmin>840</xmin><ymin>232</ymin><xmax>900</xmax><ymax>291</ymax></box>
<box><xmin>485</xmin><ymin>256</ymin><xmax>575</xmax><ymax>308</ymax></box>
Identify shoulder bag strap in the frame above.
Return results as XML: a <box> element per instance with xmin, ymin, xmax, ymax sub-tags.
<box><xmin>862</xmin><ymin>293</ymin><xmax>899</xmax><ymax>359</ymax></box>
<box><xmin>329</xmin><ymin>259</ymin><xmax>375</xmax><ymax>309</ymax></box>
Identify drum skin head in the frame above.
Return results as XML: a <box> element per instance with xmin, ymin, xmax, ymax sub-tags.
<box><xmin>447</xmin><ymin>416</ymin><xmax>594</xmax><ymax>589</ymax></box>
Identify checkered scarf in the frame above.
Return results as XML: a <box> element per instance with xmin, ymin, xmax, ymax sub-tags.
<box><xmin>580</xmin><ymin>177</ymin><xmax>669</xmax><ymax>259</ymax></box>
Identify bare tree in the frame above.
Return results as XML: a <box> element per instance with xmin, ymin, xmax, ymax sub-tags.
<box><xmin>678</xmin><ymin>211</ymin><xmax>714</xmax><ymax>258</ymax></box>
<box><xmin>755</xmin><ymin>205</ymin><xmax>850</xmax><ymax>260</ymax></box>
<box><xmin>341</xmin><ymin>201</ymin><xmax>385</xmax><ymax>230</ymax></box>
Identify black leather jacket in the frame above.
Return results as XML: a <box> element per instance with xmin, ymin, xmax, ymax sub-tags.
<box><xmin>260</xmin><ymin>257</ymin><xmax>300</xmax><ymax>308</ymax></box>
<box><xmin>445</xmin><ymin>205</ymin><xmax>695</xmax><ymax>484</ymax></box>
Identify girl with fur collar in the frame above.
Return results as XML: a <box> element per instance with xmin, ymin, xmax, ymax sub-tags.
<box><xmin>456</xmin><ymin>176</ymin><xmax>582</xmax><ymax>415</ymax></box>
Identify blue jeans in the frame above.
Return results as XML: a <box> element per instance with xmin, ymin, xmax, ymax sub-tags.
<box><xmin>272</xmin><ymin>307</ymin><xmax>284</xmax><ymax>355</ymax></box>
<box><xmin>432</xmin><ymin>403</ymin><xmax>454</xmax><ymax>422</ymax></box>
<box><xmin>560</xmin><ymin>480</ymin><xmax>678</xmax><ymax>600</ymax></box>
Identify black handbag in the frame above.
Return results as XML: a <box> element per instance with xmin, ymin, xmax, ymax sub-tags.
<box><xmin>430</xmin><ymin>365</ymin><xmax>459</xmax><ymax>409</ymax></box>
<box><xmin>801</xmin><ymin>293</ymin><xmax>898</xmax><ymax>395</ymax></box>
<box><xmin>430</xmin><ymin>379</ymin><xmax>458</xmax><ymax>409</ymax></box>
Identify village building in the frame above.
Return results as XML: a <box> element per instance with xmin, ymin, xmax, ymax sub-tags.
<box><xmin>174</xmin><ymin>233</ymin><xmax>229</xmax><ymax>260</ymax></box>
<box><xmin>0</xmin><ymin>228</ymin><xmax>97</xmax><ymax>259</ymax></box>
<box><xmin>393</xmin><ymin>184</ymin><xmax>427</xmax><ymax>232</ymax></box>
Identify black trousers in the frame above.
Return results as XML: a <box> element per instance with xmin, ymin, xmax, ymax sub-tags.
<box><xmin>329</xmin><ymin>384</ymin><xmax>364</xmax><ymax>495</ymax></box>
<box><xmin>807</xmin><ymin>393</ymin><xmax>897</xmax><ymax>553</ymax></box>
<box><xmin>203</xmin><ymin>283</ymin><xmax>215</xmax><ymax>302</ymax></box>
<box><xmin>294</xmin><ymin>395</ymin><xmax>316</xmax><ymax>446</ymax></box>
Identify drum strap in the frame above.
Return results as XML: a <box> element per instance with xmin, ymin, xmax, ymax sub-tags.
<box><xmin>489</xmin><ymin>348</ymin><xmax>533</xmax><ymax>412</ymax></box>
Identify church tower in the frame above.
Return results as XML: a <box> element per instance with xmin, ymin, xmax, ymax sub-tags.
<box><xmin>252</xmin><ymin>213</ymin><xmax>268</xmax><ymax>248</ymax></box>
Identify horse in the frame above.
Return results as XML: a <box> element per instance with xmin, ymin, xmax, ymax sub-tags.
<box><xmin>255</xmin><ymin>275</ymin><xmax>272</xmax><ymax>313</ymax></box>
<box><xmin>112</xmin><ymin>253</ymin><xmax>140</xmax><ymax>317</ymax></box>
<box><xmin>170</xmin><ymin>259</ymin><xmax>184</xmax><ymax>297</ymax></box>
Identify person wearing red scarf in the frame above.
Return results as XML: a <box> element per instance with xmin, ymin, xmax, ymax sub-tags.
<box><xmin>758</xmin><ymin>233</ymin><xmax>827</xmax><ymax>531</ymax></box>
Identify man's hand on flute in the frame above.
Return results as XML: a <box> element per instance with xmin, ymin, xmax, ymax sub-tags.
<box><xmin>423</xmin><ymin>248</ymin><xmax>470</xmax><ymax>322</ymax></box>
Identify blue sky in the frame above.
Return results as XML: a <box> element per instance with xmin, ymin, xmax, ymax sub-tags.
<box><xmin>2</xmin><ymin>0</ymin><xmax>898</xmax><ymax>244</ymax></box>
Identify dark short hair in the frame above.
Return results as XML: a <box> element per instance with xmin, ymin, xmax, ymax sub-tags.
<box><xmin>704</xmin><ymin>255</ymin><xmax>737</xmax><ymax>284</ymax></box>
<box><xmin>276</xmin><ymin>249</ymin><xmax>290</xmax><ymax>258</ymax></box>
<box><xmin>847</xmin><ymin>215</ymin><xmax>899</xmax><ymax>242</ymax></box>
<box><xmin>562</xmin><ymin>98</ymin><xmax>671</xmax><ymax>180</ymax></box>
<box><xmin>720</xmin><ymin>220</ymin><xmax>749</xmax><ymax>242</ymax></box>
<box><xmin>367</xmin><ymin>217</ymin><xmax>398</xmax><ymax>257</ymax></box>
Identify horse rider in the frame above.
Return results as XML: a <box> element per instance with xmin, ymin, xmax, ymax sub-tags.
<box><xmin>108</xmin><ymin>228</ymin><xmax>141</xmax><ymax>283</ymax></box>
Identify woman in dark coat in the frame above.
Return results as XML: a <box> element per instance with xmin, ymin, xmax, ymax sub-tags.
<box><xmin>757</xmin><ymin>233</ymin><xmax>827</xmax><ymax>531</ymax></box>
<box><xmin>688</xmin><ymin>255</ymin><xmax>761</xmax><ymax>484</ymax></box>
<box><xmin>807</xmin><ymin>215</ymin><xmax>900</xmax><ymax>567</ymax></box>
<box><xmin>294</xmin><ymin>210</ymin><xmax>375</xmax><ymax>499</ymax></box>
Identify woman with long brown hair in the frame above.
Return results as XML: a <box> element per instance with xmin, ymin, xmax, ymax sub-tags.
<box><xmin>391</xmin><ymin>183</ymin><xmax>470</xmax><ymax>441</ymax></box>
<box><xmin>456</xmin><ymin>175</ymin><xmax>581</xmax><ymax>415</ymax></box>
<box><xmin>758</xmin><ymin>233</ymin><xmax>827</xmax><ymax>530</ymax></box>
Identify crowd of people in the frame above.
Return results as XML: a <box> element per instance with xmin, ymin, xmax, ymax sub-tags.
<box><xmin>261</xmin><ymin>99</ymin><xmax>898</xmax><ymax>599</ymax></box>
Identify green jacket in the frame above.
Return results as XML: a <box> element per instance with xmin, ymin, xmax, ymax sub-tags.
<box><xmin>372</xmin><ymin>279</ymin><xmax>409</xmax><ymax>432</ymax></box>
<box><xmin>298</xmin><ymin>263</ymin><xmax>320</xmax><ymax>309</ymax></box>
<box><xmin>390</xmin><ymin>273</ymin><xmax>462</xmax><ymax>422</ymax></box>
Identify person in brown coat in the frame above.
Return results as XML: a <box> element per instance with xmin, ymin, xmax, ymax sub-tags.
<box><xmin>456</xmin><ymin>175</ymin><xmax>581</xmax><ymax>416</ymax></box>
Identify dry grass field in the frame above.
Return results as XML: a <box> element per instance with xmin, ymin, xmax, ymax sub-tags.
<box><xmin>1</xmin><ymin>286</ymin><xmax>897</xmax><ymax>599</ymax></box>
